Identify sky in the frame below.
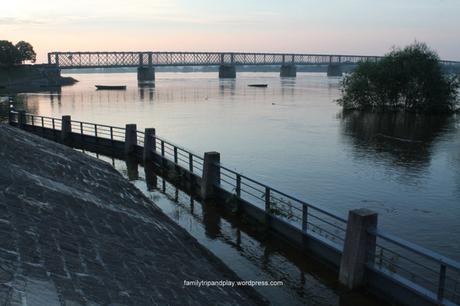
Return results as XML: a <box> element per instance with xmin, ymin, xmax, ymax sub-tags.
<box><xmin>1</xmin><ymin>0</ymin><xmax>459</xmax><ymax>63</ymax></box>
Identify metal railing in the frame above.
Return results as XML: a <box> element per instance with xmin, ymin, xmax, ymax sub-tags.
<box><xmin>9</xmin><ymin>110</ymin><xmax>460</xmax><ymax>305</ymax></box>
<box><xmin>70</xmin><ymin>120</ymin><xmax>126</xmax><ymax>141</ymax></box>
<box><xmin>25</xmin><ymin>113</ymin><xmax>62</xmax><ymax>130</ymax></box>
<box><xmin>144</xmin><ymin>133</ymin><xmax>205</xmax><ymax>175</ymax></box>
<box><xmin>368</xmin><ymin>228</ymin><xmax>460</xmax><ymax>304</ymax></box>
<box><xmin>217</xmin><ymin>163</ymin><xmax>347</xmax><ymax>247</ymax></box>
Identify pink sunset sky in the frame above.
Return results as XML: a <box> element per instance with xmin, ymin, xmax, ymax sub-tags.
<box><xmin>2</xmin><ymin>0</ymin><xmax>460</xmax><ymax>63</ymax></box>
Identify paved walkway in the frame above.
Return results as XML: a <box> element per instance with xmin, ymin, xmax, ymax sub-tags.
<box><xmin>0</xmin><ymin>124</ymin><xmax>267</xmax><ymax>306</ymax></box>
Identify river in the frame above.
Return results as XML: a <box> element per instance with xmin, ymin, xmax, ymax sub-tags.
<box><xmin>2</xmin><ymin>71</ymin><xmax>460</xmax><ymax>263</ymax></box>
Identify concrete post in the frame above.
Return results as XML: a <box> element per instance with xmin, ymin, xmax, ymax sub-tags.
<box><xmin>137</xmin><ymin>66</ymin><xmax>155</xmax><ymax>82</ymax></box>
<box><xmin>61</xmin><ymin>115</ymin><xmax>72</xmax><ymax>143</ymax></box>
<box><xmin>280</xmin><ymin>64</ymin><xmax>297</xmax><ymax>77</ymax></box>
<box><xmin>124</xmin><ymin>124</ymin><xmax>137</xmax><ymax>155</ymax></box>
<box><xmin>219</xmin><ymin>65</ymin><xmax>236</xmax><ymax>79</ymax></box>
<box><xmin>8</xmin><ymin>110</ymin><xmax>15</xmax><ymax>125</ymax></box>
<box><xmin>126</xmin><ymin>156</ymin><xmax>139</xmax><ymax>181</ymax></box>
<box><xmin>17</xmin><ymin>111</ymin><xmax>26</xmax><ymax>129</ymax></box>
<box><xmin>201</xmin><ymin>152</ymin><xmax>221</xmax><ymax>200</ymax></box>
<box><xmin>339</xmin><ymin>209</ymin><xmax>378</xmax><ymax>289</ymax></box>
<box><xmin>143</xmin><ymin>128</ymin><xmax>156</xmax><ymax>162</ymax></box>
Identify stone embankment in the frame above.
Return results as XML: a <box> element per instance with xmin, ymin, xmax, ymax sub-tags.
<box><xmin>0</xmin><ymin>124</ymin><xmax>266</xmax><ymax>306</ymax></box>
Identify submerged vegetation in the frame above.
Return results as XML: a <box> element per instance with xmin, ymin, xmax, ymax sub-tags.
<box><xmin>338</xmin><ymin>42</ymin><xmax>460</xmax><ymax>114</ymax></box>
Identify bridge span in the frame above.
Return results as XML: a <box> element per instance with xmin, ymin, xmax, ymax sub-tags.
<box><xmin>47</xmin><ymin>51</ymin><xmax>460</xmax><ymax>81</ymax></box>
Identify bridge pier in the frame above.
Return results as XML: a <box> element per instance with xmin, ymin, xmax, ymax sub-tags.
<box><xmin>327</xmin><ymin>64</ymin><xmax>343</xmax><ymax>77</ymax></box>
<box><xmin>219</xmin><ymin>65</ymin><xmax>236</xmax><ymax>79</ymax></box>
<box><xmin>280</xmin><ymin>64</ymin><xmax>297</xmax><ymax>78</ymax></box>
<box><xmin>137</xmin><ymin>66</ymin><xmax>155</xmax><ymax>82</ymax></box>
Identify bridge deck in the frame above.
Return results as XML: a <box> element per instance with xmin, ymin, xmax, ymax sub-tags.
<box><xmin>47</xmin><ymin>51</ymin><xmax>460</xmax><ymax>69</ymax></box>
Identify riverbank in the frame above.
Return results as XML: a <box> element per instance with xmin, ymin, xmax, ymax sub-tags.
<box><xmin>0</xmin><ymin>64</ymin><xmax>77</xmax><ymax>92</ymax></box>
<box><xmin>0</xmin><ymin>124</ymin><xmax>267</xmax><ymax>305</ymax></box>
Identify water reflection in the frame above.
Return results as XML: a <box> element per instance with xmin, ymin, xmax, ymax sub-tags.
<box><xmin>340</xmin><ymin>111</ymin><xmax>453</xmax><ymax>170</ymax></box>
<box><xmin>138</xmin><ymin>83</ymin><xmax>155</xmax><ymax>101</ymax></box>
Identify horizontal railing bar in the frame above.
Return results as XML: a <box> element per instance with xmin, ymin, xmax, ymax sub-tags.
<box><xmin>307</xmin><ymin>222</ymin><xmax>345</xmax><ymax>241</ymax></box>
<box><xmin>375</xmin><ymin>246</ymin><xmax>441</xmax><ymax>276</ymax></box>
<box><xmin>307</xmin><ymin>213</ymin><xmax>347</xmax><ymax>232</ymax></box>
<box><xmin>375</xmin><ymin>257</ymin><xmax>437</xmax><ymax>288</ymax></box>
<box><xmin>370</xmin><ymin>228</ymin><xmax>460</xmax><ymax>271</ymax></box>
<box><xmin>216</xmin><ymin>162</ymin><xmax>347</xmax><ymax>223</ymax></box>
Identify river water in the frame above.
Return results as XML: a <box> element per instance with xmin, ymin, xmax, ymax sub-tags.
<box><xmin>3</xmin><ymin>72</ymin><xmax>460</xmax><ymax>262</ymax></box>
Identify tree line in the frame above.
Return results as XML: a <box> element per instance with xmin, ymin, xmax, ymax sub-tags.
<box><xmin>0</xmin><ymin>40</ymin><xmax>37</xmax><ymax>66</ymax></box>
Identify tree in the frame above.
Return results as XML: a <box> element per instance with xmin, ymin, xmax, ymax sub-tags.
<box><xmin>15</xmin><ymin>41</ymin><xmax>36</xmax><ymax>63</ymax></box>
<box><xmin>0</xmin><ymin>40</ymin><xmax>21</xmax><ymax>66</ymax></box>
<box><xmin>338</xmin><ymin>42</ymin><xmax>460</xmax><ymax>114</ymax></box>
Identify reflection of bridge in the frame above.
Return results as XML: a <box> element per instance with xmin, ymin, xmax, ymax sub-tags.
<box><xmin>47</xmin><ymin>51</ymin><xmax>460</xmax><ymax>80</ymax></box>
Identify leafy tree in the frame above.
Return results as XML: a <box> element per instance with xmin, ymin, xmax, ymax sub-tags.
<box><xmin>15</xmin><ymin>41</ymin><xmax>36</xmax><ymax>63</ymax></box>
<box><xmin>0</xmin><ymin>40</ymin><xmax>21</xmax><ymax>66</ymax></box>
<box><xmin>338</xmin><ymin>42</ymin><xmax>460</xmax><ymax>114</ymax></box>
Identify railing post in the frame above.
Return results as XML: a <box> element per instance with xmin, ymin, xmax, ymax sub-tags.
<box><xmin>302</xmin><ymin>205</ymin><xmax>308</xmax><ymax>232</ymax></box>
<box><xmin>201</xmin><ymin>151</ymin><xmax>220</xmax><ymax>200</ymax></box>
<box><xmin>236</xmin><ymin>174</ymin><xmax>241</xmax><ymax>197</ymax></box>
<box><xmin>61</xmin><ymin>115</ymin><xmax>72</xmax><ymax>143</ymax></box>
<box><xmin>124</xmin><ymin>124</ymin><xmax>137</xmax><ymax>155</ymax></box>
<box><xmin>143</xmin><ymin>128</ymin><xmax>156</xmax><ymax>162</ymax></box>
<box><xmin>437</xmin><ymin>264</ymin><xmax>446</xmax><ymax>302</ymax></box>
<box><xmin>265</xmin><ymin>187</ymin><xmax>271</xmax><ymax>212</ymax></box>
<box><xmin>189</xmin><ymin>153</ymin><xmax>193</xmax><ymax>173</ymax></box>
<box><xmin>339</xmin><ymin>209</ymin><xmax>378</xmax><ymax>289</ymax></box>
<box><xmin>17</xmin><ymin>111</ymin><xmax>26</xmax><ymax>129</ymax></box>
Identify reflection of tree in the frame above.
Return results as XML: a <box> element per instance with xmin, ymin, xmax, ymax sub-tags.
<box><xmin>340</xmin><ymin>111</ymin><xmax>453</xmax><ymax>170</ymax></box>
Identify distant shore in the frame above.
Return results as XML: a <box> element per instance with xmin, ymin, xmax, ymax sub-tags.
<box><xmin>0</xmin><ymin>64</ymin><xmax>78</xmax><ymax>93</ymax></box>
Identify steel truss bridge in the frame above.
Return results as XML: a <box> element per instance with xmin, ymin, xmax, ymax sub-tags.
<box><xmin>47</xmin><ymin>51</ymin><xmax>460</xmax><ymax>69</ymax></box>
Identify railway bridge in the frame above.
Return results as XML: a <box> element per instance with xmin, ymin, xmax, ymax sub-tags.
<box><xmin>47</xmin><ymin>51</ymin><xmax>460</xmax><ymax>81</ymax></box>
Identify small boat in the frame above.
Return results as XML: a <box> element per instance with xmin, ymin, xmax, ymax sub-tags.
<box><xmin>248</xmin><ymin>84</ymin><xmax>268</xmax><ymax>88</ymax></box>
<box><xmin>95</xmin><ymin>85</ymin><xmax>127</xmax><ymax>90</ymax></box>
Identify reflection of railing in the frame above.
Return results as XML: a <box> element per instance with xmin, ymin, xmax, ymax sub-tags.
<box><xmin>8</xmin><ymin>110</ymin><xmax>460</xmax><ymax>306</ymax></box>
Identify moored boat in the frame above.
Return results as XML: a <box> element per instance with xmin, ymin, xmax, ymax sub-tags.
<box><xmin>95</xmin><ymin>85</ymin><xmax>127</xmax><ymax>90</ymax></box>
<box><xmin>248</xmin><ymin>84</ymin><xmax>268</xmax><ymax>88</ymax></box>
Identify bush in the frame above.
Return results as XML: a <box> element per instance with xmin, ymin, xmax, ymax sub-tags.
<box><xmin>338</xmin><ymin>42</ymin><xmax>460</xmax><ymax>114</ymax></box>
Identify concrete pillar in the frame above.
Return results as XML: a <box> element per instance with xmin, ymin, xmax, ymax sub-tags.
<box><xmin>144</xmin><ymin>163</ymin><xmax>157</xmax><ymax>191</ymax></box>
<box><xmin>137</xmin><ymin>66</ymin><xmax>155</xmax><ymax>82</ymax></box>
<box><xmin>201</xmin><ymin>152</ymin><xmax>221</xmax><ymax>200</ymax></box>
<box><xmin>327</xmin><ymin>63</ymin><xmax>343</xmax><ymax>77</ymax></box>
<box><xmin>143</xmin><ymin>128</ymin><xmax>156</xmax><ymax>162</ymax></box>
<box><xmin>126</xmin><ymin>156</ymin><xmax>139</xmax><ymax>181</ymax></box>
<box><xmin>61</xmin><ymin>115</ymin><xmax>72</xmax><ymax>143</ymax></box>
<box><xmin>124</xmin><ymin>124</ymin><xmax>137</xmax><ymax>155</ymax></box>
<box><xmin>339</xmin><ymin>209</ymin><xmax>378</xmax><ymax>289</ymax></box>
<box><xmin>219</xmin><ymin>65</ymin><xmax>236</xmax><ymax>79</ymax></box>
<box><xmin>8</xmin><ymin>110</ymin><xmax>15</xmax><ymax>125</ymax></box>
<box><xmin>280</xmin><ymin>64</ymin><xmax>297</xmax><ymax>77</ymax></box>
<box><xmin>17</xmin><ymin>111</ymin><xmax>26</xmax><ymax>129</ymax></box>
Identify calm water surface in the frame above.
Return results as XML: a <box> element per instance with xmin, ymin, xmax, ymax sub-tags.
<box><xmin>6</xmin><ymin>72</ymin><xmax>460</xmax><ymax>260</ymax></box>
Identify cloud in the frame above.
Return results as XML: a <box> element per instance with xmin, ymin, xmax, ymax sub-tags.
<box><xmin>0</xmin><ymin>17</ymin><xmax>44</xmax><ymax>25</ymax></box>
